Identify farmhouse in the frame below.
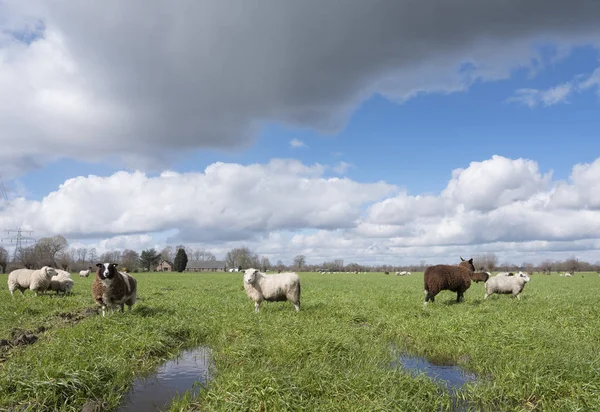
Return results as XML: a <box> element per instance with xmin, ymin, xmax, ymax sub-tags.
<box><xmin>156</xmin><ymin>261</ymin><xmax>173</xmax><ymax>272</ymax></box>
<box><xmin>185</xmin><ymin>260</ymin><xmax>227</xmax><ymax>272</ymax></box>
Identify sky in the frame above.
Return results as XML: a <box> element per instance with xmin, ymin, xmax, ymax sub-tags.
<box><xmin>1</xmin><ymin>1</ymin><xmax>600</xmax><ymax>266</ymax></box>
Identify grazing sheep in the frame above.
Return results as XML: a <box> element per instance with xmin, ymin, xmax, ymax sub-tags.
<box><xmin>396</xmin><ymin>271</ymin><xmax>411</xmax><ymax>276</ymax></box>
<box><xmin>384</xmin><ymin>271</ymin><xmax>390</xmax><ymax>275</ymax></box>
<box><xmin>79</xmin><ymin>267</ymin><xmax>92</xmax><ymax>277</ymax></box>
<box><xmin>562</xmin><ymin>272</ymin><xmax>573</xmax><ymax>277</ymax></box>
<box><xmin>49</xmin><ymin>270</ymin><xmax>74</xmax><ymax>296</ymax></box>
<box><xmin>470</xmin><ymin>271</ymin><xmax>490</xmax><ymax>283</ymax></box>
<box><xmin>8</xmin><ymin>266</ymin><xmax>57</xmax><ymax>296</ymax></box>
<box><xmin>485</xmin><ymin>272</ymin><xmax>531</xmax><ymax>300</ymax></box>
<box><xmin>243</xmin><ymin>268</ymin><xmax>301</xmax><ymax>312</ymax></box>
<box><xmin>495</xmin><ymin>272</ymin><xmax>515</xmax><ymax>277</ymax></box>
<box><xmin>424</xmin><ymin>257</ymin><xmax>475</xmax><ymax>305</ymax></box>
<box><xmin>92</xmin><ymin>263</ymin><xmax>137</xmax><ymax>317</ymax></box>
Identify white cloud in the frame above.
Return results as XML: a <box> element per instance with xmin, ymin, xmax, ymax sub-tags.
<box><xmin>1</xmin><ymin>1</ymin><xmax>600</xmax><ymax>176</ymax></box>
<box><xmin>579</xmin><ymin>67</ymin><xmax>600</xmax><ymax>95</ymax></box>
<box><xmin>290</xmin><ymin>138</ymin><xmax>307</xmax><ymax>149</ymax></box>
<box><xmin>508</xmin><ymin>82</ymin><xmax>574</xmax><ymax>107</ymax></box>
<box><xmin>2</xmin><ymin>156</ymin><xmax>600</xmax><ymax>265</ymax></box>
<box><xmin>508</xmin><ymin>63</ymin><xmax>600</xmax><ymax>107</ymax></box>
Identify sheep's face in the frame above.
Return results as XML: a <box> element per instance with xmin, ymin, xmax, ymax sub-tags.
<box><xmin>519</xmin><ymin>273</ymin><xmax>531</xmax><ymax>283</ymax></box>
<box><xmin>459</xmin><ymin>257</ymin><xmax>475</xmax><ymax>272</ymax></box>
<box><xmin>243</xmin><ymin>268</ymin><xmax>259</xmax><ymax>284</ymax></box>
<box><xmin>42</xmin><ymin>266</ymin><xmax>58</xmax><ymax>279</ymax></box>
<box><xmin>96</xmin><ymin>262</ymin><xmax>119</xmax><ymax>280</ymax></box>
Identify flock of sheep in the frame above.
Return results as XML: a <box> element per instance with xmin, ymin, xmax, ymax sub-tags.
<box><xmin>423</xmin><ymin>257</ymin><xmax>532</xmax><ymax>306</ymax></box>
<box><xmin>6</xmin><ymin>256</ymin><xmax>539</xmax><ymax>315</ymax></box>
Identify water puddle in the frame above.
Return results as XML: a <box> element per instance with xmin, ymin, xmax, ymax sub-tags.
<box><xmin>395</xmin><ymin>352</ymin><xmax>477</xmax><ymax>391</ymax></box>
<box><xmin>118</xmin><ymin>346</ymin><xmax>213</xmax><ymax>412</ymax></box>
<box><xmin>391</xmin><ymin>347</ymin><xmax>481</xmax><ymax>411</ymax></box>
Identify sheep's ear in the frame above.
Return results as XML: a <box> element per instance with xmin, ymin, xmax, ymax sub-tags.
<box><xmin>111</xmin><ymin>263</ymin><xmax>118</xmax><ymax>267</ymax></box>
<box><xmin>468</xmin><ymin>258</ymin><xmax>473</xmax><ymax>264</ymax></box>
<box><xmin>460</xmin><ymin>256</ymin><xmax>465</xmax><ymax>261</ymax></box>
<box><xmin>96</xmin><ymin>263</ymin><xmax>103</xmax><ymax>268</ymax></box>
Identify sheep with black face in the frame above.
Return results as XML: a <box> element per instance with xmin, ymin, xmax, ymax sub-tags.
<box><xmin>243</xmin><ymin>268</ymin><xmax>301</xmax><ymax>313</ymax></box>
<box><xmin>92</xmin><ymin>263</ymin><xmax>137</xmax><ymax>316</ymax></box>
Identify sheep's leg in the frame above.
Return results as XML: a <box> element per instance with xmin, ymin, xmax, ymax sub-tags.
<box><xmin>456</xmin><ymin>291</ymin><xmax>464</xmax><ymax>303</ymax></box>
<box><xmin>484</xmin><ymin>293</ymin><xmax>489</xmax><ymax>299</ymax></box>
<box><xmin>102</xmin><ymin>306</ymin><xmax>107</xmax><ymax>317</ymax></box>
<box><xmin>293</xmin><ymin>302</ymin><xmax>300</xmax><ymax>312</ymax></box>
<box><xmin>254</xmin><ymin>302</ymin><xmax>261</xmax><ymax>312</ymax></box>
<box><xmin>120</xmin><ymin>303</ymin><xmax>125</xmax><ymax>313</ymax></box>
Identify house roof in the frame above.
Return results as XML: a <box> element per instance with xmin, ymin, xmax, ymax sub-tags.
<box><xmin>186</xmin><ymin>260</ymin><xmax>227</xmax><ymax>269</ymax></box>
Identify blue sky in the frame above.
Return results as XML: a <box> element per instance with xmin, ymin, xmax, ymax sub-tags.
<box><xmin>1</xmin><ymin>1</ymin><xmax>600</xmax><ymax>265</ymax></box>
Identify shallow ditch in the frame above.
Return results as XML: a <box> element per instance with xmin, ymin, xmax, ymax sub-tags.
<box><xmin>117</xmin><ymin>346</ymin><xmax>213</xmax><ymax>411</ymax></box>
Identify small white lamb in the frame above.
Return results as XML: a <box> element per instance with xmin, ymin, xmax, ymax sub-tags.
<box><xmin>485</xmin><ymin>272</ymin><xmax>531</xmax><ymax>300</ymax></box>
<box><xmin>8</xmin><ymin>266</ymin><xmax>57</xmax><ymax>296</ymax></box>
<box><xmin>49</xmin><ymin>270</ymin><xmax>74</xmax><ymax>296</ymax></box>
<box><xmin>79</xmin><ymin>268</ymin><xmax>92</xmax><ymax>277</ymax></box>
<box><xmin>243</xmin><ymin>268</ymin><xmax>301</xmax><ymax>312</ymax></box>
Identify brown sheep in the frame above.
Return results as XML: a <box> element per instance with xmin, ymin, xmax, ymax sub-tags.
<box><xmin>423</xmin><ymin>257</ymin><xmax>475</xmax><ymax>305</ymax></box>
<box><xmin>92</xmin><ymin>263</ymin><xmax>137</xmax><ymax>317</ymax></box>
<box><xmin>470</xmin><ymin>271</ymin><xmax>490</xmax><ymax>283</ymax></box>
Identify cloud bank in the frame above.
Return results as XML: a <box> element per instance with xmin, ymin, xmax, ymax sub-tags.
<box><xmin>2</xmin><ymin>155</ymin><xmax>600</xmax><ymax>264</ymax></box>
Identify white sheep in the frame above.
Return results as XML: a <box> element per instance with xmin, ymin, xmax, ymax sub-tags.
<box><xmin>484</xmin><ymin>272</ymin><xmax>531</xmax><ymax>300</ymax></box>
<box><xmin>79</xmin><ymin>268</ymin><xmax>92</xmax><ymax>277</ymax></box>
<box><xmin>49</xmin><ymin>270</ymin><xmax>74</xmax><ymax>295</ymax></box>
<box><xmin>8</xmin><ymin>266</ymin><xmax>57</xmax><ymax>296</ymax></box>
<box><xmin>243</xmin><ymin>268</ymin><xmax>301</xmax><ymax>312</ymax></box>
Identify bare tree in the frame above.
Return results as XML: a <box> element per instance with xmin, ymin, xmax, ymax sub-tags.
<box><xmin>88</xmin><ymin>247</ymin><xmax>98</xmax><ymax>264</ymax></box>
<box><xmin>522</xmin><ymin>262</ymin><xmax>535</xmax><ymax>275</ymax></box>
<box><xmin>191</xmin><ymin>249</ymin><xmax>217</xmax><ymax>261</ymax></box>
<box><xmin>260</xmin><ymin>256</ymin><xmax>271</xmax><ymax>271</ymax></box>
<box><xmin>122</xmin><ymin>249</ymin><xmax>141</xmax><ymax>272</ymax></box>
<box><xmin>0</xmin><ymin>245</ymin><xmax>8</xmax><ymax>273</ymax></box>
<box><xmin>564</xmin><ymin>256</ymin><xmax>580</xmax><ymax>274</ymax></box>
<box><xmin>473</xmin><ymin>253</ymin><xmax>498</xmax><ymax>272</ymax></box>
<box><xmin>225</xmin><ymin>247</ymin><xmax>255</xmax><ymax>269</ymax></box>
<box><xmin>160</xmin><ymin>246</ymin><xmax>174</xmax><ymax>263</ymax></box>
<box><xmin>293</xmin><ymin>255</ymin><xmax>306</xmax><ymax>270</ymax></box>
<box><xmin>275</xmin><ymin>260</ymin><xmax>286</xmax><ymax>272</ymax></box>
<box><xmin>538</xmin><ymin>259</ymin><xmax>553</xmax><ymax>275</ymax></box>
<box><xmin>100</xmin><ymin>250</ymin><xmax>122</xmax><ymax>264</ymax></box>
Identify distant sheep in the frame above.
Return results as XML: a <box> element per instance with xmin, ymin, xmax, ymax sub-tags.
<box><xmin>92</xmin><ymin>263</ymin><xmax>137</xmax><ymax>316</ymax></box>
<box><xmin>485</xmin><ymin>272</ymin><xmax>531</xmax><ymax>300</ymax></box>
<box><xmin>79</xmin><ymin>267</ymin><xmax>92</xmax><ymax>277</ymax></box>
<box><xmin>8</xmin><ymin>266</ymin><xmax>57</xmax><ymax>296</ymax></box>
<box><xmin>243</xmin><ymin>268</ymin><xmax>301</xmax><ymax>312</ymax></box>
<box><xmin>397</xmin><ymin>271</ymin><xmax>411</xmax><ymax>276</ymax></box>
<box><xmin>561</xmin><ymin>272</ymin><xmax>573</xmax><ymax>277</ymax></box>
<box><xmin>495</xmin><ymin>272</ymin><xmax>514</xmax><ymax>277</ymax></box>
<box><xmin>49</xmin><ymin>270</ymin><xmax>74</xmax><ymax>296</ymax></box>
<box><xmin>470</xmin><ymin>271</ymin><xmax>490</xmax><ymax>283</ymax></box>
<box><xmin>424</xmin><ymin>257</ymin><xmax>475</xmax><ymax>305</ymax></box>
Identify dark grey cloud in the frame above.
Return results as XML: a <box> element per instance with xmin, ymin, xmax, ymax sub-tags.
<box><xmin>1</xmin><ymin>0</ymin><xmax>600</xmax><ymax>174</ymax></box>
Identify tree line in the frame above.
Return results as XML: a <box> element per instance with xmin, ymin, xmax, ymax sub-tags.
<box><xmin>1</xmin><ymin>240</ymin><xmax>599</xmax><ymax>275</ymax></box>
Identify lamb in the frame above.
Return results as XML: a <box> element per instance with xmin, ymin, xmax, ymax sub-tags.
<box><xmin>423</xmin><ymin>257</ymin><xmax>475</xmax><ymax>305</ymax></box>
<box><xmin>92</xmin><ymin>263</ymin><xmax>137</xmax><ymax>316</ymax></box>
<box><xmin>79</xmin><ymin>267</ymin><xmax>92</xmax><ymax>277</ymax></box>
<box><xmin>484</xmin><ymin>272</ymin><xmax>531</xmax><ymax>300</ymax></box>
<box><xmin>243</xmin><ymin>268</ymin><xmax>301</xmax><ymax>312</ymax></box>
<box><xmin>470</xmin><ymin>271</ymin><xmax>490</xmax><ymax>283</ymax></box>
<box><xmin>8</xmin><ymin>266</ymin><xmax>57</xmax><ymax>296</ymax></box>
<box><xmin>48</xmin><ymin>270</ymin><xmax>74</xmax><ymax>296</ymax></box>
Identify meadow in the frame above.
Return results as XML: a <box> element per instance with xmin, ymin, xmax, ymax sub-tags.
<box><xmin>0</xmin><ymin>271</ymin><xmax>599</xmax><ymax>411</ymax></box>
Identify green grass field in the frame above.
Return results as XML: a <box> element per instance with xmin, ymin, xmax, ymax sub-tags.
<box><xmin>1</xmin><ymin>271</ymin><xmax>599</xmax><ymax>411</ymax></box>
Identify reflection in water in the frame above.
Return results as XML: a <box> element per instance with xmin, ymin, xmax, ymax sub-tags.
<box><xmin>118</xmin><ymin>346</ymin><xmax>212</xmax><ymax>412</ymax></box>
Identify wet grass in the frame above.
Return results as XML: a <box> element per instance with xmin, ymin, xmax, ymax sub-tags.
<box><xmin>0</xmin><ymin>271</ymin><xmax>599</xmax><ymax>411</ymax></box>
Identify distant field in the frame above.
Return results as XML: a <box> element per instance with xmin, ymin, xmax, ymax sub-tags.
<box><xmin>1</xmin><ymin>271</ymin><xmax>599</xmax><ymax>411</ymax></box>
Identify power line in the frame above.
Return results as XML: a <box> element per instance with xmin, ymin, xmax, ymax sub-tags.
<box><xmin>0</xmin><ymin>174</ymin><xmax>36</xmax><ymax>261</ymax></box>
